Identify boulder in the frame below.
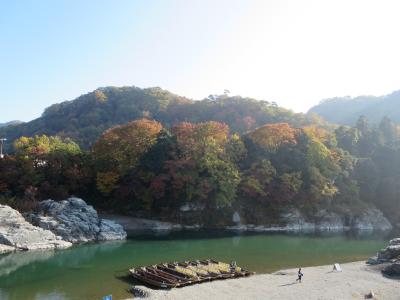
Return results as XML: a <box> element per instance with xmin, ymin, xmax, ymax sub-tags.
<box><xmin>377</xmin><ymin>245</ymin><xmax>400</xmax><ymax>261</ymax></box>
<box><xmin>27</xmin><ymin>198</ymin><xmax>127</xmax><ymax>243</ymax></box>
<box><xmin>366</xmin><ymin>256</ymin><xmax>386</xmax><ymax>265</ymax></box>
<box><xmin>367</xmin><ymin>237</ymin><xmax>400</xmax><ymax>265</ymax></box>
<box><xmin>382</xmin><ymin>262</ymin><xmax>400</xmax><ymax>277</ymax></box>
<box><xmin>0</xmin><ymin>205</ymin><xmax>71</xmax><ymax>252</ymax></box>
<box><xmin>389</xmin><ymin>238</ymin><xmax>400</xmax><ymax>246</ymax></box>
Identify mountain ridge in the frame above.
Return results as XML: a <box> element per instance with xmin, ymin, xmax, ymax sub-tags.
<box><xmin>308</xmin><ymin>90</ymin><xmax>400</xmax><ymax>125</ymax></box>
<box><xmin>0</xmin><ymin>85</ymin><xmax>317</xmax><ymax>150</ymax></box>
<box><xmin>0</xmin><ymin>120</ymin><xmax>24</xmax><ymax>128</ymax></box>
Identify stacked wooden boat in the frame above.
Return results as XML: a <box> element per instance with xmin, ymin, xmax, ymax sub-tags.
<box><xmin>129</xmin><ymin>259</ymin><xmax>254</xmax><ymax>289</ymax></box>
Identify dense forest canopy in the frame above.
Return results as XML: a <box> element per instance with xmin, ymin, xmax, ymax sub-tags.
<box><xmin>0</xmin><ymin>86</ymin><xmax>322</xmax><ymax>151</ymax></box>
<box><xmin>1</xmin><ymin>86</ymin><xmax>400</xmax><ymax>227</ymax></box>
<box><xmin>308</xmin><ymin>90</ymin><xmax>400</xmax><ymax>125</ymax></box>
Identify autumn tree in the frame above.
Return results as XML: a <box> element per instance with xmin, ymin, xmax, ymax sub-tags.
<box><xmin>14</xmin><ymin>135</ymin><xmax>80</xmax><ymax>159</ymax></box>
<box><xmin>172</xmin><ymin>121</ymin><xmax>229</xmax><ymax>160</ymax></box>
<box><xmin>93</xmin><ymin>119</ymin><xmax>162</xmax><ymax>172</ymax></box>
<box><xmin>92</xmin><ymin>119</ymin><xmax>163</xmax><ymax>195</ymax></box>
<box><xmin>248</xmin><ymin>123</ymin><xmax>298</xmax><ymax>152</ymax></box>
<box><xmin>149</xmin><ymin>121</ymin><xmax>242</xmax><ymax>209</ymax></box>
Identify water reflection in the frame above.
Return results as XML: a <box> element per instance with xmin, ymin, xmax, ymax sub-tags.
<box><xmin>0</xmin><ymin>240</ymin><xmax>125</xmax><ymax>279</ymax></box>
<box><xmin>0</xmin><ymin>251</ymin><xmax>55</xmax><ymax>278</ymax></box>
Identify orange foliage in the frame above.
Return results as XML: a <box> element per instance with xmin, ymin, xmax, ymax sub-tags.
<box><xmin>93</xmin><ymin>119</ymin><xmax>163</xmax><ymax>173</ymax></box>
<box><xmin>173</xmin><ymin>121</ymin><xmax>229</xmax><ymax>158</ymax></box>
<box><xmin>249</xmin><ymin>123</ymin><xmax>298</xmax><ymax>151</ymax></box>
<box><xmin>303</xmin><ymin>125</ymin><xmax>328</xmax><ymax>141</ymax></box>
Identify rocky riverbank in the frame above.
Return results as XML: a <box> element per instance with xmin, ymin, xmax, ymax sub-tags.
<box><xmin>226</xmin><ymin>208</ymin><xmax>393</xmax><ymax>232</ymax></box>
<box><xmin>104</xmin><ymin>207</ymin><xmax>393</xmax><ymax>235</ymax></box>
<box><xmin>0</xmin><ymin>198</ymin><xmax>127</xmax><ymax>254</ymax></box>
<box><xmin>0</xmin><ymin>199</ymin><xmax>393</xmax><ymax>255</ymax></box>
<box><xmin>0</xmin><ymin>205</ymin><xmax>71</xmax><ymax>253</ymax></box>
<box><xmin>367</xmin><ymin>238</ymin><xmax>400</xmax><ymax>278</ymax></box>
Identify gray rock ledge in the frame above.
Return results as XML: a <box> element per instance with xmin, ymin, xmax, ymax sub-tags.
<box><xmin>27</xmin><ymin>197</ymin><xmax>127</xmax><ymax>243</ymax></box>
<box><xmin>0</xmin><ymin>205</ymin><xmax>72</xmax><ymax>254</ymax></box>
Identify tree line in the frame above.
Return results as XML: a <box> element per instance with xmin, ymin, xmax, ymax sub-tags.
<box><xmin>1</xmin><ymin>113</ymin><xmax>399</xmax><ymax>226</ymax></box>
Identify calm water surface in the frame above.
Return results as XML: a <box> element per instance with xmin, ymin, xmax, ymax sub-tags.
<box><xmin>0</xmin><ymin>231</ymin><xmax>394</xmax><ymax>300</ymax></box>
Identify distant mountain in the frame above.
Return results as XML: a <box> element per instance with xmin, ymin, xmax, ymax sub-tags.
<box><xmin>0</xmin><ymin>86</ymin><xmax>315</xmax><ymax>150</ymax></box>
<box><xmin>0</xmin><ymin>120</ymin><xmax>23</xmax><ymax>128</ymax></box>
<box><xmin>308</xmin><ymin>90</ymin><xmax>400</xmax><ymax>125</ymax></box>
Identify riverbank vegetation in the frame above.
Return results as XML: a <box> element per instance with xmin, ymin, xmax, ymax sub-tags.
<box><xmin>1</xmin><ymin>87</ymin><xmax>400</xmax><ymax>226</ymax></box>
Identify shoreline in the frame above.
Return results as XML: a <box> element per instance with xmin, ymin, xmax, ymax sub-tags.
<box><xmin>126</xmin><ymin>261</ymin><xmax>399</xmax><ymax>300</ymax></box>
<box><xmin>100</xmin><ymin>213</ymin><xmax>396</xmax><ymax>234</ymax></box>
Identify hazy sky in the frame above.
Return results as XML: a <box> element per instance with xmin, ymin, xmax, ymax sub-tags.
<box><xmin>2</xmin><ymin>0</ymin><xmax>400</xmax><ymax>122</ymax></box>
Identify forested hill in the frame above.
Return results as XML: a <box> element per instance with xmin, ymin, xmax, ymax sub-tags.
<box><xmin>0</xmin><ymin>121</ymin><xmax>23</xmax><ymax>128</ymax></box>
<box><xmin>308</xmin><ymin>90</ymin><xmax>400</xmax><ymax>125</ymax></box>
<box><xmin>0</xmin><ymin>86</ymin><xmax>318</xmax><ymax>150</ymax></box>
<box><xmin>2</xmin><ymin>85</ymin><xmax>400</xmax><ymax>227</ymax></box>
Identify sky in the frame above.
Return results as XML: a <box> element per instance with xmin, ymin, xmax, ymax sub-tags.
<box><xmin>2</xmin><ymin>0</ymin><xmax>400</xmax><ymax>122</ymax></box>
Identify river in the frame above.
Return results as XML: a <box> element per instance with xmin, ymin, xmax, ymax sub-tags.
<box><xmin>0</xmin><ymin>230</ymin><xmax>395</xmax><ymax>300</ymax></box>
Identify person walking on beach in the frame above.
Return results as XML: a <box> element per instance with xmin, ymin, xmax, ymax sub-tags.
<box><xmin>296</xmin><ymin>268</ymin><xmax>303</xmax><ymax>283</ymax></box>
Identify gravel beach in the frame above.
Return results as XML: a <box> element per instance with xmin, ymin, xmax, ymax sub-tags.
<box><xmin>128</xmin><ymin>261</ymin><xmax>399</xmax><ymax>300</ymax></box>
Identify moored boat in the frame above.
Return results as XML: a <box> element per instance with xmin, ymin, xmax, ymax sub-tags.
<box><xmin>129</xmin><ymin>268</ymin><xmax>178</xmax><ymax>289</ymax></box>
<box><xmin>129</xmin><ymin>259</ymin><xmax>253</xmax><ymax>289</ymax></box>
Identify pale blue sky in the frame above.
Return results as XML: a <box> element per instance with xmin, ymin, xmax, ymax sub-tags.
<box><xmin>2</xmin><ymin>0</ymin><xmax>400</xmax><ymax>122</ymax></box>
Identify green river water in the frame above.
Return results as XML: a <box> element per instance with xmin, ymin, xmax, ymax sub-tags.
<box><xmin>0</xmin><ymin>230</ymin><xmax>395</xmax><ymax>300</ymax></box>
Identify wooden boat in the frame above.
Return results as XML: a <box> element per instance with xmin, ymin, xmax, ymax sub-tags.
<box><xmin>129</xmin><ymin>268</ymin><xmax>178</xmax><ymax>289</ymax></box>
<box><xmin>178</xmin><ymin>262</ymin><xmax>217</xmax><ymax>279</ymax></box>
<box><xmin>156</xmin><ymin>264</ymin><xmax>200</xmax><ymax>282</ymax></box>
<box><xmin>202</xmin><ymin>259</ymin><xmax>254</xmax><ymax>277</ymax></box>
<box><xmin>197</xmin><ymin>260</ymin><xmax>236</xmax><ymax>278</ymax></box>
<box><xmin>145</xmin><ymin>266</ymin><xmax>193</xmax><ymax>286</ymax></box>
<box><xmin>165</xmin><ymin>263</ymin><xmax>211</xmax><ymax>281</ymax></box>
<box><xmin>129</xmin><ymin>259</ymin><xmax>254</xmax><ymax>289</ymax></box>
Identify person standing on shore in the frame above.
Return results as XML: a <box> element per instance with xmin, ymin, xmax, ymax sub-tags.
<box><xmin>296</xmin><ymin>268</ymin><xmax>303</xmax><ymax>283</ymax></box>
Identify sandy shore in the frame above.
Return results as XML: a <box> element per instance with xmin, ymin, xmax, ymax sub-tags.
<box><xmin>128</xmin><ymin>261</ymin><xmax>399</xmax><ymax>300</ymax></box>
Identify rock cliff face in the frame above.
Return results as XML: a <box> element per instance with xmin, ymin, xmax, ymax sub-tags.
<box><xmin>0</xmin><ymin>205</ymin><xmax>72</xmax><ymax>254</ymax></box>
<box><xmin>227</xmin><ymin>207</ymin><xmax>392</xmax><ymax>232</ymax></box>
<box><xmin>27</xmin><ymin>198</ymin><xmax>127</xmax><ymax>243</ymax></box>
<box><xmin>351</xmin><ymin>209</ymin><xmax>393</xmax><ymax>231</ymax></box>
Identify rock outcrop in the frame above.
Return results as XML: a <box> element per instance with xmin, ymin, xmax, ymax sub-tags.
<box><xmin>377</xmin><ymin>244</ymin><xmax>400</xmax><ymax>262</ymax></box>
<box><xmin>367</xmin><ymin>238</ymin><xmax>400</xmax><ymax>277</ymax></box>
<box><xmin>226</xmin><ymin>207</ymin><xmax>392</xmax><ymax>232</ymax></box>
<box><xmin>280</xmin><ymin>209</ymin><xmax>317</xmax><ymax>231</ymax></box>
<box><xmin>352</xmin><ymin>208</ymin><xmax>393</xmax><ymax>231</ymax></box>
<box><xmin>0</xmin><ymin>205</ymin><xmax>72</xmax><ymax>254</ymax></box>
<box><xmin>382</xmin><ymin>262</ymin><xmax>400</xmax><ymax>277</ymax></box>
<box><xmin>27</xmin><ymin>198</ymin><xmax>127</xmax><ymax>243</ymax></box>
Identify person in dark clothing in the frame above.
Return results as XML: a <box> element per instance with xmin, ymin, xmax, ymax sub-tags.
<box><xmin>230</xmin><ymin>260</ymin><xmax>237</xmax><ymax>272</ymax></box>
<box><xmin>296</xmin><ymin>268</ymin><xmax>303</xmax><ymax>283</ymax></box>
